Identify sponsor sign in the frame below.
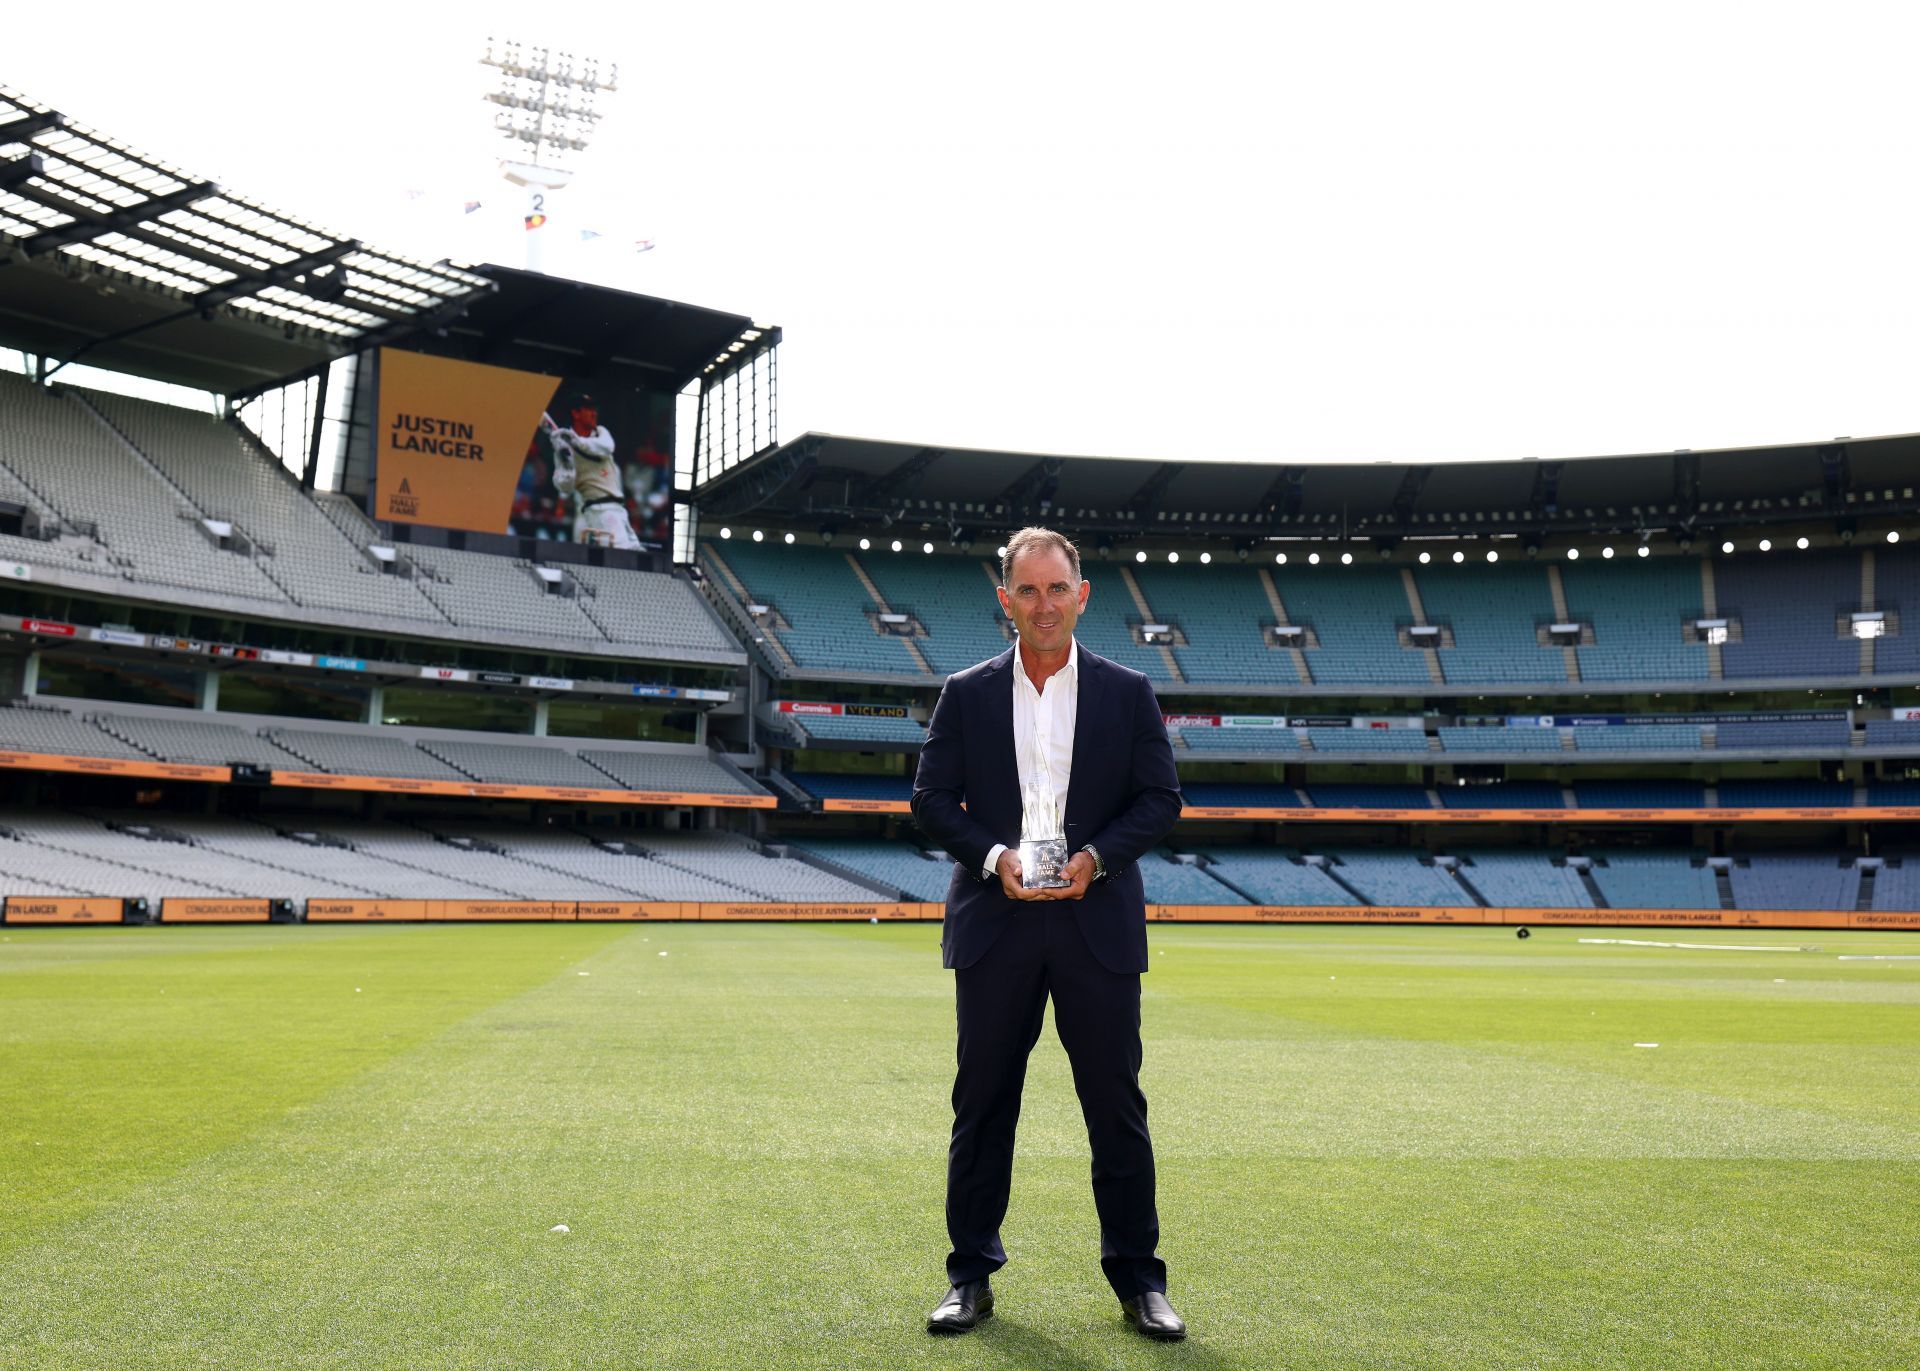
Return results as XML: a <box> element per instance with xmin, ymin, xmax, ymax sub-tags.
<box><xmin>475</xmin><ymin>671</ymin><xmax>521</xmax><ymax>686</ymax></box>
<box><xmin>844</xmin><ymin>703</ymin><xmax>911</xmax><ymax>718</ymax></box>
<box><xmin>1893</xmin><ymin>707</ymin><xmax>1920</xmax><ymax>723</ymax></box>
<box><xmin>257</xmin><ymin>649</ymin><xmax>315</xmax><ymax>666</ymax></box>
<box><xmin>373</xmin><ymin>348</ymin><xmax>563</xmax><ymax>530</ymax></box>
<box><xmin>1163</xmin><ymin>714</ymin><xmax>1222</xmax><ymax>729</ymax></box>
<box><xmin>419</xmin><ymin>666</ymin><xmax>472</xmax><ymax>682</ymax></box>
<box><xmin>22</xmin><ymin>619</ymin><xmax>75</xmax><ymax>637</ymax></box>
<box><xmin>820</xmin><ymin>798</ymin><xmax>913</xmax><ymax>814</ymax></box>
<box><xmin>155</xmin><ymin>638</ymin><xmax>207</xmax><ymax>654</ymax></box>
<box><xmin>88</xmin><ymin>627</ymin><xmax>145</xmax><ymax>647</ymax></box>
<box><xmin>307</xmin><ymin>899</ymin><xmax>431</xmax><ymax>922</ymax></box>
<box><xmin>432</xmin><ymin>901</ymin><xmax>572</xmax><ymax>922</ymax></box>
<box><xmin>780</xmin><ymin>701</ymin><xmax>843</xmax><ymax>716</ymax></box>
<box><xmin>2</xmin><ymin>896</ymin><xmax>121</xmax><ymax>925</ymax></box>
<box><xmin>2</xmin><ymin>561</ymin><xmax>28</xmax><ymax>581</ymax></box>
<box><xmin>1222</xmin><ymin>715</ymin><xmax>1288</xmax><ymax>728</ymax></box>
<box><xmin>576</xmin><ymin>902</ymin><xmax>685</xmax><ymax>922</ymax></box>
<box><xmin>528</xmin><ymin>675</ymin><xmax>574</xmax><ymax>691</ymax></box>
<box><xmin>685</xmin><ymin>687</ymin><xmax>731</xmax><ymax>703</ymax></box>
<box><xmin>317</xmin><ymin>655</ymin><xmax>367</xmax><ymax>672</ymax></box>
<box><xmin>161</xmin><ymin>899</ymin><xmax>272</xmax><ymax>924</ymax></box>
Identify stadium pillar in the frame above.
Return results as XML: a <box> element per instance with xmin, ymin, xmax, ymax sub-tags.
<box><xmin>196</xmin><ymin>670</ymin><xmax>219</xmax><ymax>712</ymax></box>
<box><xmin>363</xmin><ymin>685</ymin><xmax>384</xmax><ymax>725</ymax></box>
<box><xmin>2</xmin><ymin>651</ymin><xmax>37</xmax><ymax>697</ymax></box>
<box><xmin>532</xmin><ymin>699</ymin><xmax>550</xmax><ymax>737</ymax></box>
<box><xmin>694</xmin><ymin>711</ymin><xmax>708</xmax><ymax>746</ymax></box>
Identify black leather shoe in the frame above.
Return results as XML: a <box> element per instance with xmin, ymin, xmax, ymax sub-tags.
<box><xmin>927</xmin><ymin>1280</ymin><xmax>994</xmax><ymax>1334</ymax></box>
<box><xmin>1121</xmin><ymin>1290</ymin><xmax>1187</xmax><ymax>1341</ymax></box>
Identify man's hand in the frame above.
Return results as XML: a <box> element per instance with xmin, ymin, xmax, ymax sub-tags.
<box><xmin>1043</xmin><ymin>851</ymin><xmax>1096</xmax><ymax>901</ymax></box>
<box><xmin>996</xmin><ymin>849</ymin><xmax>1051</xmax><ymax>901</ymax></box>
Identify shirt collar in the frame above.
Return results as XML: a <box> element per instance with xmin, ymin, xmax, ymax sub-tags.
<box><xmin>1015</xmin><ymin>637</ymin><xmax>1078</xmax><ymax>694</ymax></box>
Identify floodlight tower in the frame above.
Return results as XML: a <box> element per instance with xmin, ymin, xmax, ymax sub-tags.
<box><xmin>481</xmin><ymin>38</ymin><xmax>619</xmax><ymax>271</ymax></box>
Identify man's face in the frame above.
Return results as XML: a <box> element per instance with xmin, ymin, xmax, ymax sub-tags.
<box><xmin>997</xmin><ymin>545</ymin><xmax>1089</xmax><ymax>656</ymax></box>
<box><xmin>571</xmin><ymin>405</ymin><xmax>598</xmax><ymax>432</ymax></box>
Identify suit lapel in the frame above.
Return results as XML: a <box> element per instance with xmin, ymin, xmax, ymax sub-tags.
<box><xmin>1065</xmin><ymin>646</ymin><xmax>1105</xmax><ymax>830</ymax></box>
<box><xmin>982</xmin><ymin>647</ymin><xmax>1020</xmax><ymax>825</ymax></box>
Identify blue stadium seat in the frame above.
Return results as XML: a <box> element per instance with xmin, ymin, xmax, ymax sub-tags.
<box><xmin>1587</xmin><ymin>849</ymin><xmax>1719</xmax><ymax>909</ymax></box>
<box><xmin>1718</xmin><ymin>552</ymin><xmax>1861</xmax><ymax>680</ymax></box>
<box><xmin>1561</xmin><ymin>558</ymin><xmax>1710</xmax><ymax>682</ymax></box>
<box><xmin>1728</xmin><ymin>855</ymin><xmax>1860</xmax><ymax>910</ymax></box>
<box><xmin>1276</xmin><ymin>565</ymin><xmax>1432</xmax><ymax>686</ymax></box>
<box><xmin>1573</xmin><ymin>780</ymin><xmax>1706</xmax><ymax>808</ymax></box>
<box><xmin>1132</xmin><ymin>562</ymin><xmax>1300</xmax><ymax>686</ymax></box>
<box><xmin>1305</xmin><ymin>783</ymin><xmax>1433</xmax><ymax>808</ymax></box>
<box><xmin>1457</xmin><ymin>849</ymin><xmax>1592</xmax><ymax>908</ymax></box>
<box><xmin>1178</xmin><ymin>781</ymin><xmax>1303</xmax><ymax>808</ymax></box>
<box><xmin>1716</xmin><ymin>719</ymin><xmax>1850</xmax><ymax>750</ymax></box>
<box><xmin>1714</xmin><ymin>780</ymin><xmax>1854</xmax><ymax>809</ymax></box>
<box><xmin>1415</xmin><ymin>565</ymin><xmax>1565</xmax><ymax>685</ymax></box>
<box><xmin>1438</xmin><ymin>782</ymin><xmax>1566</xmax><ymax>809</ymax></box>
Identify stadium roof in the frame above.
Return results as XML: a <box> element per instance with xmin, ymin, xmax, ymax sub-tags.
<box><xmin>0</xmin><ymin>86</ymin><xmax>493</xmax><ymax>395</ymax></box>
<box><xmin>690</xmin><ymin>430</ymin><xmax>1920</xmax><ymax>543</ymax></box>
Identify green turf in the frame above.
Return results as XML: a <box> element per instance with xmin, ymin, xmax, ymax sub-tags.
<box><xmin>2</xmin><ymin>922</ymin><xmax>1916</xmax><ymax>1369</ymax></box>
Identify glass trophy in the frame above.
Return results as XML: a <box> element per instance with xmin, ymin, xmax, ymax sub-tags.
<box><xmin>1018</xmin><ymin>768</ymin><xmax>1072</xmax><ymax>889</ymax></box>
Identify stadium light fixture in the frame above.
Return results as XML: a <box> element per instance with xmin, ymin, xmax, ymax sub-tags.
<box><xmin>1340</xmin><ymin>552</ymin><xmax>1353</xmax><ymax>565</ymax></box>
<box><xmin>890</xmin><ymin>539</ymin><xmax>903</xmax><ymax>552</ymax></box>
<box><xmin>1758</xmin><ymin>538</ymin><xmax>1772</xmax><ymax>552</ymax></box>
<box><xmin>1451</xmin><ymin>550</ymin><xmax>1465</xmax><ymax>564</ymax></box>
<box><xmin>719</xmin><ymin>527</ymin><xmax>732</xmax><ymax>539</ymax></box>
<box><xmin>1167</xmin><ymin>551</ymin><xmax>1180</xmax><ymax>563</ymax></box>
<box><xmin>1602</xmin><ymin>546</ymin><xmax>1614</xmax><ymax>559</ymax></box>
<box><xmin>783</xmin><ymin>532</ymin><xmax>795</xmax><ymax>545</ymax></box>
<box><xmin>1566</xmin><ymin>548</ymin><xmax>1579</xmax><ymax>560</ymax></box>
<box><xmin>859</xmin><ymin>537</ymin><xmax>872</xmax><ymax>551</ymax></box>
<box><xmin>482</xmin><ymin>39</ymin><xmax>620</xmax><ymax>270</ymax></box>
<box><xmin>1721</xmin><ymin>540</ymin><xmax>1735</xmax><ymax>554</ymax></box>
<box><xmin>922</xmin><ymin>542</ymin><xmax>934</xmax><ymax>554</ymax></box>
<box><xmin>1136</xmin><ymin>551</ymin><xmax>1147</xmax><ymax>563</ymax></box>
<box><xmin>1199</xmin><ymin>552</ymin><xmax>1211</xmax><ymax>565</ymax></box>
<box><xmin>1637</xmin><ymin>545</ymin><xmax>1650</xmax><ymax>558</ymax></box>
<box><xmin>751</xmin><ymin>529</ymin><xmax>764</xmax><ymax>542</ymax></box>
<box><xmin>1486</xmin><ymin>550</ymin><xmax>1498</xmax><ymax>563</ymax></box>
<box><xmin>1797</xmin><ymin>536</ymin><xmax>1810</xmax><ymax>549</ymax></box>
<box><xmin>1307</xmin><ymin>552</ymin><xmax>1320</xmax><ymax>566</ymax></box>
<box><xmin>1890</xmin><ymin>530</ymin><xmax>1902</xmax><ymax>544</ymax></box>
<box><xmin>1275</xmin><ymin>553</ymin><xmax>1288</xmax><ymax>565</ymax></box>
<box><xmin>1418</xmin><ymin>551</ymin><xmax>1431</xmax><ymax>564</ymax></box>
<box><xmin>996</xmin><ymin>545</ymin><xmax>1008</xmax><ymax>558</ymax></box>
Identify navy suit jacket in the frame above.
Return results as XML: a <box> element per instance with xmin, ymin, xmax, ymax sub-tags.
<box><xmin>911</xmin><ymin>644</ymin><xmax>1183</xmax><ymax>974</ymax></box>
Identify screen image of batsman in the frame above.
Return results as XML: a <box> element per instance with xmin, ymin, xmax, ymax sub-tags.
<box><xmin>545</xmin><ymin>395</ymin><xmax>641</xmax><ymax>549</ymax></box>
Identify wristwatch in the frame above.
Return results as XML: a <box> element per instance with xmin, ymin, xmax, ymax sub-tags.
<box><xmin>1079</xmin><ymin>844</ymin><xmax>1106</xmax><ymax>880</ymax></box>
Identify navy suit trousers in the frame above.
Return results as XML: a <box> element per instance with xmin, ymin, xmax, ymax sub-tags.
<box><xmin>944</xmin><ymin>902</ymin><xmax>1166</xmax><ymax>1300</ymax></box>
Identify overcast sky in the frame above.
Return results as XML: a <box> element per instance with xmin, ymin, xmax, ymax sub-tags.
<box><xmin>9</xmin><ymin>1</ymin><xmax>1918</xmax><ymax>465</ymax></box>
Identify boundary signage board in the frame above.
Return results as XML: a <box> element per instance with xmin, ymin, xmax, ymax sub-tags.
<box><xmin>819</xmin><ymin>798</ymin><xmax>913</xmax><ymax>814</ymax></box>
<box><xmin>0</xmin><ymin>750</ymin><xmax>229</xmax><ymax>783</ymax></box>
<box><xmin>161</xmin><ymin>899</ymin><xmax>272</xmax><ymax>923</ymax></box>
<box><xmin>2</xmin><ymin>896</ymin><xmax>123</xmax><ymax>925</ymax></box>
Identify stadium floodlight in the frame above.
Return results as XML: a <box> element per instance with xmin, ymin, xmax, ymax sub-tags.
<box><xmin>891</xmin><ymin>539</ymin><xmax>903</xmax><ymax>552</ymax></box>
<box><xmin>1758</xmin><ymin>538</ymin><xmax>1772</xmax><ymax>552</ymax></box>
<box><xmin>1890</xmin><ymin>530</ymin><xmax>1902</xmax><ymax>544</ymax></box>
<box><xmin>719</xmin><ymin>527</ymin><xmax>731</xmax><ymax>539</ymax></box>
<box><xmin>1167</xmin><ymin>551</ymin><xmax>1180</xmax><ymax>563</ymax></box>
<box><xmin>1602</xmin><ymin>546</ymin><xmax>1614</xmax><ymax>559</ymax></box>
<box><xmin>1566</xmin><ymin>548</ymin><xmax>1579</xmax><ymax>560</ymax></box>
<box><xmin>1135</xmin><ymin>551</ymin><xmax>1147</xmax><ymax>563</ymax></box>
<box><xmin>859</xmin><ymin>537</ymin><xmax>872</xmax><ymax>551</ymax></box>
<box><xmin>1721</xmin><ymin>540</ymin><xmax>1735</xmax><ymax>554</ymax></box>
<box><xmin>1198</xmin><ymin>552</ymin><xmax>1211</xmax><ymax>565</ymax></box>
<box><xmin>922</xmin><ymin>542</ymin><xmax>934</xmax><ymax>554</ymax></box>
<box><xmin>1418</xmin><ymin>551</ymin><xmax>1431</xmax><ymax>564</ymax></box>
<box><xmin>783</xmin><ymin>532</ymin><xmax>795</xmax><ymax>544</ymax></box>
<box><xmin>1451</xmin><ymin>550</ymin><xmax>1465</xmax><ymax>564</ymax></box>
<box><xmin>1307</xmin><ymin>552</ymin><xmax>1321</xmax><ymax>566</ymax></box>
<box><xmin>751</xmin><ymin>529</ymin><xmax>764</xmax><ymax>542</ymax></box>
<box><xmin>1637</xmin><ymin>545</ymin><xmax>1650</xmax><ymax>557</ymax></box>
<box><xmin>1797</xmin><ymin>536</ymin><xmax>1810</xmax><ymax>549</ymax></box>
<box><xmin>1340</xmin><ymin>552</ymin><xmax>1353</xmax><ymax>565</ymax></box>
<box><xmin>482</xmin><ymin>38</ymin><xmax>620</xmax><ymax>269</ymax></box>
<box><xmin>996</xmin><ymin>545</ymin><xmax>1008</xmax><ymax>558</ymax></box>
<box><xmin>1486</xmin><ymin>550</ymin><xmax>1498</xmax><ymax>563</ymax></box>
<box><xmin>1275</xmin><ymin>552</ymin><xmax>1288</xmax><ymax>565</ymax></box>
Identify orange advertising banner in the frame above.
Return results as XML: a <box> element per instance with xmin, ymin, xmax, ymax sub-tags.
<box><xmin>0</xmin><ymin>749</ymin><xmax>229</xmax><ymax>783</ymax></box>
<box><xmin>1178</xmin><ymin>806</ymin><xmax>1920</xmax><ymax>823</ymax></box>
<box><xmin>1140</xmin><ymin>904</ymin><xmax>1888</xmax><ymax>930</ymax></box>
<box><xmin>3</xmin><ymin>896</ymin><xmax>122</xmax><ymax>924</ymax></box>
<box><xmin>307</xmin><ymin>899</ymin><xmax>433</xmax><ymax>922</ymax></box>
<box><xmin>820</xmin><ymin>798</ymin><xmax>914</xmax><ymax>814</ymax></box>
<box><xmin>575</xmin><ymin>902</ymin><xmax>686</xmax><ymax>921</ymax></box>
<box><xmin>688</xmin><ymin>902</ymin><xmax>941</xmax><ymax>922</ymax></box>
<box><xmin>430</xmin><ymin>901</ymin><xmax>573</xmax><ymax>922</ymax></box>
<box><xmin>162</xmin><ymin>899</ymin><xmax>272</xmax><ymax>923</ymax></box>
<box><xmin>374</xmin><ymin>348</ymin><xmax>561</xmax><ymax>531</ymax></box>
<box><xmin>270</xmin><ymin>771</ymin><xmax>776</xmax><ymax>808</ymax></box>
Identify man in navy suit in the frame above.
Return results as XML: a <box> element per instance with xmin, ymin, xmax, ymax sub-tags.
<box><xmin>912</xmin><ymin>527</ymin><xmax>1187</xmax><ymax>1341</ymax></box>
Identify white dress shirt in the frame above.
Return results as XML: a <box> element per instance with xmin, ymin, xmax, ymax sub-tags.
<box><xmin>983</xmin><ymin>639</ymin><xmax>1079</xmax><ymax>877</ymax></box>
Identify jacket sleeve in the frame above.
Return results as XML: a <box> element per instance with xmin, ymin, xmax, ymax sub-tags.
<box><xmin>1084</xmin><ymin>672</ymin><xmax>1183</xmax><ymax>873</ymax></box>
<box><xmin>911</xmin><ymin>675</ymin><xmax>1003</xmax><ymax>876</ymax></box>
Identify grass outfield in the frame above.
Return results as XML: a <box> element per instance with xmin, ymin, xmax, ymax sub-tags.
<box><xmin>2</xmin><ymin>922</ymin><xmax>1917</xmax><ymax>1369</ymax></box>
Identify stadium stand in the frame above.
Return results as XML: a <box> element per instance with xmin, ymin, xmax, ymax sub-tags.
<box><xmin>1714</xmin><ymin>780</ymin><xmax>1856</xmax><ymax>809</ymax></box>
<box><xmin>1307</xmin><ymin>727</ymin><xmax>1429</xmax><ymax>752</ymax></box>
<box><xmin>565</xmin><ymin>562</ymin><xmax>740</xmax><ymax>658</ymax></box>
<box><xmin>1438</xmin><ymin>726</ymin><xmax>1563</xmax><ymax>753</ymax></box>
<box><xmin>779</xmin><ymin>836</ymin><xmax>955</xmax><ymax>901</ymax></box>
<box><xmin>1560</xmin><ymin>558</ymin><xmax>1710</xmax><ymax>683</ymax></box>
<box><xmin>786</xmin><ymin>772</ymin><xmax>913</xmax><ymax>804</ymax></box>
<box><xmin>1138</xmin><ymin>852</ymin><xmax>1249</xmax><ymax>905</ymax></box>
<box><xmin>855</xmin><ymin>552</ymin><xmax>1008</xmax><ymax>676</ymax></box>
<box><xmin>784</xmin><ymin>714</ymin><xmax>926</xmax><ymax>746</ymax></box>
<box><xmin>1587</xmin><ymin>849</ymin><xmax>1720</xmax><ymax>909</ymax></box>
<box><xmin>1873</xmin><ymin>545</ymin><xmax>1920</xmax><ymax>675</ymax></box>
<box><xmin>261</xmin><ymin>727</ymin><xmax>471</xmax><ymax>780</ymax></box>
<box><xmin>421</xmin><ymin>738</ymin><xmax>643</xmax><ymax>789</ymax></box>
<box><xmin>1718</xmin><ymin>552</ymin><xmax>1860</xmax><ymax>680</ymax></box>
<box><xmin>1277</xmin><ymin>566</ymin><xmax>1431</xmax><ymax>687</ymax></box>
<box><xmin>1573</xmin><ymin>780</ymin><xmax>1707</xmax><ymax>807</ymax></box>
<box><xmin>628</xmin><ymin>831</ymin><xmax>882</xmax><ymax>901</ymax></box>
<box><xmin>1415</xmin><ymin>565</ymin><xmax>1562</xmax><ymax>685</ymax></box>
<box><xmin>404</xmin><ymin>546</ymin><xmax>604</xmax><ymax>642</ymax></box>
<box><xmin>1196</xmin><ymin>848</ymin><xmax>1362</xmax><ymax>906</ymax></box>
<box><xmin>1324</xmin><ymin>849</ymin><xmax>1475</xmax><ymax>906</ymax></box>
<box><xmin>1715</xmin><ymin>718</ymin><xmax>1851</xmax><ymax>750</ymax></box>
<box><xmin>1573</xmin><ymin>725</ymin><xmax>1702</xmax><ymax>750</ymax></box>
<box><xmin>575</xmin><ymin>750</ymin><xmax>763</xmax><ymax>796</ymax></box>
<box><xmin>1867</xmin><ymin>781</ymin><xmax>1920</xmax><ymax>805</ymax></box>
<box><xmin>1862</xmin><ymin>721</ymin><xmax>1920</xmax><ymax>750</ymax></box>
<box><xmin>1872</xmin><ymin>857</ymin><xmax>1920</xmax><ymax>911</ymax></box>
<box><xmin>91</xmin><ymin>714</ymin><xmax>302</xmax><ymax>768</ymax></box>
<box><xmin>1728</xmin><ymin>855</ymin><xmax>1861</xmax><ymax>911</ymax></box>
<box><xmin>1177</xmin><ymin>781</ymin><xmax>1303</xmax><ymax>808</ymax></box>
<box><xmin>708</xmin><ymin>541</ymin><xmax>924</xmax><ymax>674</ymax></box>
<box><xmin>1062</xmin><ymin>564</ymin><xmax>1176</xmax><ymax>683</ymax></box>
<box><xmin>1177</xmin><ymin>728</ymin><xmax>1300</xmax><ymax>753</ymax></box>
<box><xmin>1438</xmin><ymin>782</ymin><xmax>1566</xmax><ymax>809</ymax></box>
<box><xmin>1304</xmin><ymin>783</ymin><xmax>1433</xmax><ymax>808</ymax></box>
<box><xmin>0</xmin><ymin>702</ymin><xmax>150</xmax><ymax>759</ymax></box>
<box><xmin>1131</xmin><ymin>562</ymin><xmax>1302</xmax><ymax>686</ymax></box>
<box><xmin>1456</xmin><ymin>849</ymin><xmax>1594</xmax><ymax>908</ymax></box>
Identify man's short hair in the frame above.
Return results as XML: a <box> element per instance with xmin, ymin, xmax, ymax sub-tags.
<box><xmin>1000</xmin><ymin>527</ymin><xmax>1082</xmax><ymax>586</ymax></box>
